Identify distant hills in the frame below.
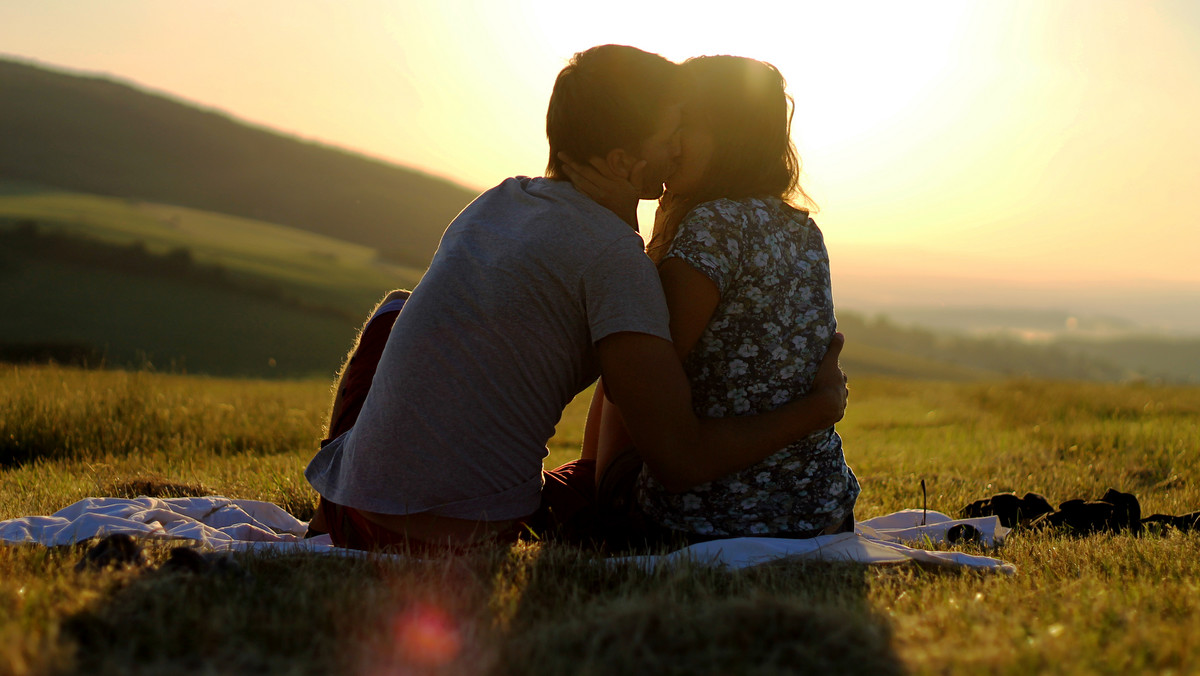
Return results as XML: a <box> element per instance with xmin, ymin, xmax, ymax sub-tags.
<box><xmin>0</xmin><ymin>58</ymin><xmax>479</xmax><ymax>269</ymax></box>
<box><xmin>835</xmin><ymin>313</ymin><xmax>1200</xmax><ymax>384</ymax></box>
<box><xmin>876</xmin><ymin>307</ymin><xmax>1141</xmax><ymax>339</ymax></box>
<box><xmin>2</xmin><ymin>198</ymin><xmax>1197</xmax><ymax>382</ymax></box>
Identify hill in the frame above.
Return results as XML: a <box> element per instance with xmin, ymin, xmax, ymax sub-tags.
<box><xmin>0</xmin><ymin>58</ymin><xmax>479</xmax><ymax>269</ymax></box>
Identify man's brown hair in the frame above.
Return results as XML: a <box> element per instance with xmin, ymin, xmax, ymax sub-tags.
<box><xmin>545</xmin><ymin>45</ymin><xmax>680</xmax><ymax>180</ymax></box>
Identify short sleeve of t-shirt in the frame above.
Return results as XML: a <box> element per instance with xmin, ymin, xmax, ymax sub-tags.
<box><xmin>582</xmin><ymin>236</ymin><xmax>671</xmax><ymax>344</ymax></box>
<box><xmin>664</xmin><ymin>200</ymin><xmax>745</xmax><ymax>296</ymax></box>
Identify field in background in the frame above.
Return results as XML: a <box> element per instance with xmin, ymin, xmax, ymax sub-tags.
<box><xmin>2</xmin><ymin>365</ymin><xmax>1199</xmax><ymax>674</ymax></box>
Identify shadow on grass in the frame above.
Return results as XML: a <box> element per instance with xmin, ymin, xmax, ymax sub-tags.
<box><xmin>57</xmin><ymin>554</ymin><xmax>393</xmax><ymax>676</ymax></box>
<box><xmin>53</xmin><ymin>543</ymin><xmax>905</xmax><ymax>675</ymax></box>
<box><xmin>496</xmin><ymin>546</ymin><xmax>905</xmax><ymax>676</ymax></box>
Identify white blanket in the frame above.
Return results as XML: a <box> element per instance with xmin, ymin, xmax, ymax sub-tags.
<box><xmin>0</xmin><ymin>497</ymin><xmax>1014</xmax><ymax>573</ymax></box>
<box><xmin>0</xmin><ymin>496</ymin><xmax>330</xmax><ymax>553</ymax></box>
<box><xmin>614</xmin><ymin>510</ymin><xmax>1015</xmax><ymax>574</ymax></box>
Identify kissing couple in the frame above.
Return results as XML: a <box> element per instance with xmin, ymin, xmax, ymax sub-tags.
<box><xmin>305</xmin><ymin>44</ymin><xmax>858</xmax><ymax>551</ymax></box>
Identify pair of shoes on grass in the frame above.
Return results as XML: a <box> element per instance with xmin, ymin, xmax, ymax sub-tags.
<box><xmin>960</xmin><ymin>488</ymin><xmax>1199</xmax><ymax>537</ymax></box>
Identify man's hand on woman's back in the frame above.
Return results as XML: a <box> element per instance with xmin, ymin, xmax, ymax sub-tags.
<box><xmin>597</xmin><ymin>330</ymin><xmax>850</xmax><ymax>493</ymax></box>
<box><xmin>810</xmin><ymin>332</ymin><xmax>849</xmax><ymax>427</ymax></box>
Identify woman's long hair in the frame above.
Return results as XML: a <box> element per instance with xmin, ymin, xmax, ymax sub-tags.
<box><xmin>646</xmin><ymin>56</ymin><xmax>814</xmax><ymax>264</ymax></box>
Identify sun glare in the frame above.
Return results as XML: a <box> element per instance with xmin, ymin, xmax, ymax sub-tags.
<box><xmin>526</xmin><ymin>2</ymin><xmax>976</xmax><ymax>158</ymax></box>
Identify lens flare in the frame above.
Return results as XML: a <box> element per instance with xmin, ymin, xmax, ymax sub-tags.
<box><xmin>389</xmin><ymin>602</ymin><xmax>462</xmax><ymax>668</ymax></box>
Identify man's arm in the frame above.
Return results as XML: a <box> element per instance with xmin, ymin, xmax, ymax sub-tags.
<box><xmin>597</xmin><ymin>331</ymin><xmax>847</xmax><ymax>493</ymax></box>
<box><xmin>582</xmin><ymin>257</ymin><xmax>721</xmax><ymax>478</ymax></box>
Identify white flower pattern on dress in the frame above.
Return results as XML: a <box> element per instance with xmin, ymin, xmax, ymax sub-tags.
<box><xmin>636</xmin><ymin>197</ymin><xmax>860</xmax><ymax>537</ymax></box>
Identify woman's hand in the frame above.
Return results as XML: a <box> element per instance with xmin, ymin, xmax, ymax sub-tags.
<box><xmin>557</xmin><ymin>152</ymin><xmax>644</xmax><ymax>228</ymax></box>
<box><xmin>810</xmin><ymin>332</ymin><xmax>849</xmax><ymax>427</ymax></box>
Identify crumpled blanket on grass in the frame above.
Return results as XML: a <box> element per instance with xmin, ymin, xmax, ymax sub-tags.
<box><xmin>0</xmin><ymin>496</ymin><xmax>324</xmax><ymax>553</ymax></box>
<box><xmin>613</xmin><ymin>510</ymin><xmax>1016</xmax><ymax>575</ymax></box>
<box><xmin>0</xmin><ymin>498</ymin><xmax>1014</xmax><ymax>573</ymax></box>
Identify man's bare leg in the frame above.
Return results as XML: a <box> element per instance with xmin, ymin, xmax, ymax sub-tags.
<box><xmin>324</xmin><ymin>289</ymin><xmax>412</xmax><ymax>437</ymax></box>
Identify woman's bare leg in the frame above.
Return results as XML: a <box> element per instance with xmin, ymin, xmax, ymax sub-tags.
<box><xmin>584</xmin><ymin>379</ymin><xmax>639</xmax><ymax>491</ymax></box>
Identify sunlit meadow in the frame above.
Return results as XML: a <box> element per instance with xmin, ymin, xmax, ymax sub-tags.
<box><xmin>2</xmin><ymin>365</ymin><xmax>1199</xmax><ymax>674</ymax></box>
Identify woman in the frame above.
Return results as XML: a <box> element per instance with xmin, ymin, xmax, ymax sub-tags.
<box><xmin>572</xmin><ymin>55</ymin><xmax>859</xmax><ymax>540</ymax></box>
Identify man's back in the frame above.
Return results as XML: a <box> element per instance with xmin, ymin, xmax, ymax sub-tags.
<box><xmin>305</xmin><ymin>177</ymin><xmax>670</xmax><ymax>521</ymax></box>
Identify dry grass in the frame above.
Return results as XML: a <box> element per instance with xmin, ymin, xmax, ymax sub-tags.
<box><xmin>2</xmin><ymin>365</ymin><xmax>1200</xmax><ymax>675</ymax></box>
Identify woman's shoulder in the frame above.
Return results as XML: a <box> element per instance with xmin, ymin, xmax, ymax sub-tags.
<box><xmin>680</xmin><ymin>198</ymin><xmax>767</xmax><ymax>240</ymax></box>
<box><xmin>688</xmin><ymin>196</ymin><xmax>817</xmax><ymax>236</ymax></box>
<box><xmin>685</xmin><ymin>197</ymin><xmax>754</xmax><ymax>226</ymax></box>
<box><xmin>691</xmin><ymin>196</ymin><xmax>767</xmax><ymax>217</ymax></box>
<box><xmin>691</xmin><ymin>196</ymin><xmax>809</xmax><ymax>222</ymax></box>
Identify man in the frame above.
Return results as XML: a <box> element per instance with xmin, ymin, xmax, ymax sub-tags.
<box><xmin>304</xmin><ymin>45</ymin><xmax>848</xmax><ymax>549</ymax></box>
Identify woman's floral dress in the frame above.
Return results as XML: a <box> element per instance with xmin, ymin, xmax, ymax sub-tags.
<box><xmin>635</xmin><ymin>196</ymin><xmax>860</xmax><ymax>537</ymax></box>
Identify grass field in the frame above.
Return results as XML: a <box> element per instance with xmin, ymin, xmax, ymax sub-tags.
<box><xmin>2</xmin><ymin>365</ymin><xmax>1199</xmax><ymax>674</ymax></box>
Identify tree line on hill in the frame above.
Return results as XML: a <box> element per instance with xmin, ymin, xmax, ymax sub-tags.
<box><xmin>1</xmin><ymin>220</ymin><xmax>354</xmax><ymax>321</ymax></box>
<box><xmin>837</xmin><ymin>313</ymin><xmax>1200</xmax><ymax>384</ymax></box>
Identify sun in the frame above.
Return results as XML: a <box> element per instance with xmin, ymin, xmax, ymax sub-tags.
<box><xmin>519</xmin><ymin>1</ymin><xmax>979</xmax><ymax>234</ymax></box>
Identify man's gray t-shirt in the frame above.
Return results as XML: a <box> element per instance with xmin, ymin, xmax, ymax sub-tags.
<box><xmin>305</xmin><ymin>177</ymin><xmax>671</xmax><ymax>520</ymax></box>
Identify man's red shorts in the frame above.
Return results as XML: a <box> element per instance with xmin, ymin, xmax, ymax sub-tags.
<box><xmin>317</xmin><ymin>458</ymin><xmax>596</xmax><ymax>551</ymax></box>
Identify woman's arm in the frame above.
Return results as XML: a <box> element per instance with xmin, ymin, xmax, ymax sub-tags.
<box><xmin>325</xmin><ymin>289</ymin><xmax>411</xmax><ymax>440</ymax></box>
<box><xmin>657</xmin><ymin>257</ymin><xmax>721</xmax><ymax>359</ymax></box>
<box><xmin>580</xmin><ymin>378</ymin><xmax>607</xmax><ymax>462</ymax></box>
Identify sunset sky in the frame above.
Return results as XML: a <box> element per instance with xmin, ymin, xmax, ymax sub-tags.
<box><xmin>2</xmin><ymin>0</ymin><xmax>1197</xmax><ymax>327</ymax></box>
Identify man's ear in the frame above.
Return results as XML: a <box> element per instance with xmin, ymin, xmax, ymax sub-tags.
<box><xmin>603</xmin><ymin>148</ymin><xmax>638</xmax><ymax>179</ymax></box>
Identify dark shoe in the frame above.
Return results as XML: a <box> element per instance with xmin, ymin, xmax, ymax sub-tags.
<box><xmin>1142</xmin><ymin>510</ymin><xmax>1200</xmax><ymax>533</ymax></box>
<box><xmin>162</xmin><ymin>546</ymin><xmax>210</xmax><ymax>573</ymax></box>
<box><xmin>1033</xmin><ymin>500</ymin><xmax>1117</xmax><ymax>535</ymax></box>
<box><xmin>75</xmin><ymin>533</ymin><xmax>148</xmax><ymax>572</ymax></box>
<box><xmin>959</xmin><ymin>491</ymin><xmax>1054</xmax><ymax>528</ymax></box>
<box><xmin>947</xmin><ymin>523</ymin><xmax>983</xmax><ymax>544</ymax></box>
<box><xmin>1100</xmin><ymin>488</ymin><xmax>1142</xmax><ymax>535</ymax></box>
